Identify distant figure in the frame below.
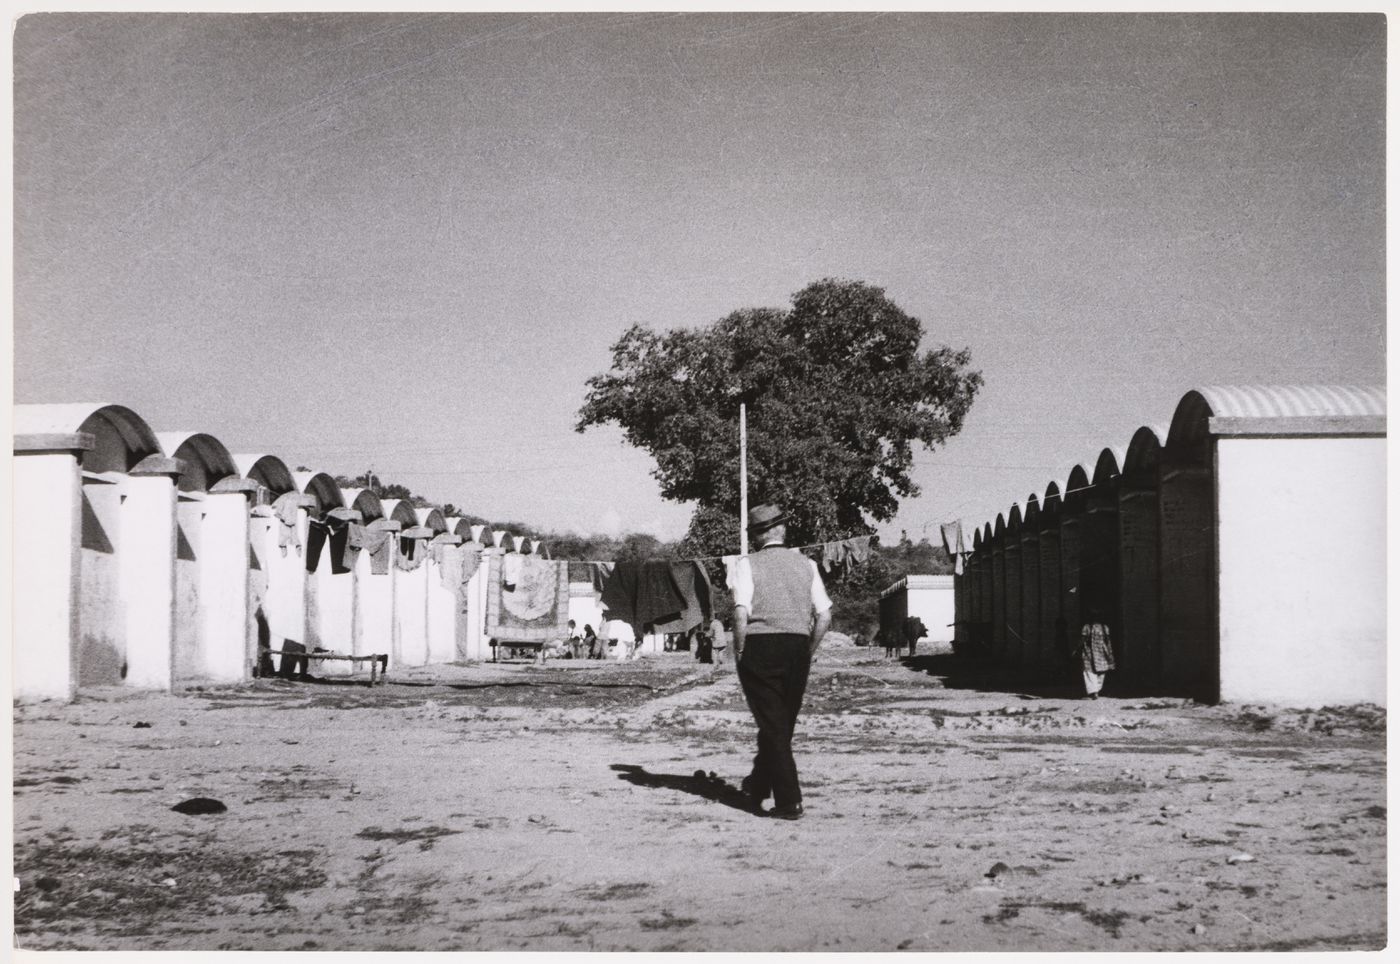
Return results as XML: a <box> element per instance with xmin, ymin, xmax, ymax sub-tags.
<box><xmin>583</xmin><ymin>624</ymin><xmax>601</xmax><ymax>659</ymax></box>
<box><xmin>709</xmin><ymin>615</ymin><xmax>729</xmax><ymax>666</ymax></box>
<box><xmin>694</xmin><ymin>623</ymin><xmax>713</xmax><ymax>663</ymax></box>
<box><xmin>902</xmin><ymin>615</ymin><xmax>927</xmax><ymax>658</ymax></box>
<box><xmin>1076</xmin><ymin>610</ymin><xmax>1115</xmax><ymax>699</ymax></box>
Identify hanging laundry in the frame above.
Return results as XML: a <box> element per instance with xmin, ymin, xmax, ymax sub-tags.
<box><xmin>356</xmin><ymin>522</ymin><xmax>396</xmax><ymax>575</ymax></box>
<box><xmin>272</xmin><ymin>492</ymin><xmax>302</xmax><ymax>556</ymax></box>
<box><xmin>653</xmin><ymin>561</ymin><xmax>713</xmax><ymax>635</ymax></box>
<box><xmin>485</xmin><ymin>553</ymin><xmax>569</xmax><ymax>642</ymax></box>
<box><xmin>395</xmin><ymin>527</ymin><xmax>434</xmax><ymax>571</ymax></box>
<box><xmin>344</xmin><ymin>522</ymin><xmax>367</xmax><ymax>571</ymax></box>
<box><xmin>722</xmin><ymin>554</ymin><xmax>742</xmax><ymax>591</ymax></box>
<box><xmin>598</xmin><ymin>560</ymin><xmax>686</xmax><ymax>640</ymax></box>
<box><xmin>461</xmin><ymin>545</ymin><xmax>482</xmax><ymax>584</ymax></box>
<box><xmin>586</xmin><ymin>561</ymin><xmax>614</xmax><ymax>594</ymax></box>
<box><xmin>305</xmin><ymin>515</ymin><xmax>354</xmax><ymax>574</ymax></box>
<box><xmin>429</xmin><ymin>534</ymin><xmax>460</xmax><ymax>569</ymax></box>
<box><xmin>503</xmin><ymin>551</ymin><xmax>524</xmax><ymax>591</ymax></box>
<box><xmin>305</xmin><ymin>519</ymin><xmax>328</xmax><ymax>572</ymax></box>
<box><xmin>941</xmin><ymin>521</ymin><xmax>966</xmax><ymax>575</ymax></box>
<box><xmin>436</xmin><ymin>542</ymin><xmax>465</xmax><ymax>599</ymax></box>
<box><xmin>817</xmin><ymin>534</ymin><xmax>874</xmax><ymax>573</ymax></box>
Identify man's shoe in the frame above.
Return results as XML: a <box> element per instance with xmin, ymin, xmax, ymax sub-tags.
<box><xmin>768</xmin><ymin>803</ymin><xmax>804</xmax><ymax>821</ymax></box>
<box><xmin>739</xmin><ymin>777</ymin><xmax>768</xmax><ymax>814</ymax></box>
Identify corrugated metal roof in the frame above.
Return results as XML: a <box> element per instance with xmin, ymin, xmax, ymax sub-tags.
<box><xmin>1195</xmin><ymin>385</ymin><xmax>1385</xmax><ymax>419</ymax></box>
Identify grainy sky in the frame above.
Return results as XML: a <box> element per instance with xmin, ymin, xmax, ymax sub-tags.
<box><xmin>12</xmin><ymin>12</ymin><xmax>1386</xmax><ymax>545</ymax></box>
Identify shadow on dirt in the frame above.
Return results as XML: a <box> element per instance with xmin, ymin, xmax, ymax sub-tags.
<box><xmin>900</xmin><ymin>654</ymin><xmax>1199</xmax><ymax>702</ymax></box>
<box><xmin>610</xmin><ymin>764</ymin><xmax>759</xmax><ymax>815</ymax></box>
<box><xmin>900</xmin><ymin>654</ymin><xmax>1083</xmax><ymax>699</ymax></box>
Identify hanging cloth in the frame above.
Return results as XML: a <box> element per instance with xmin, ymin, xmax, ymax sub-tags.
<box><xmin>461</xmin><ymin>545</ymin><xmax>482</xmax><ymax>584</ymax></box>
<box><xmin>586</xmin><ymin>561</ymin><xmax>615</xmax><ymax>594</ymax></box>
<box><xmin>812</xmin><ymin>534</ymin><xmax>873</xmax><ymax>573</ymax></box>
<box><xmin>599</xmin><ymin>560</ymin><xmax>686</xmax><ymax>640</ymax></box>
<box><xmin>305</xmin><ymin>515</ymin><xmax>354</xmax><ymax>574</ymax></box>
<box><xmin>721</xmin><ymin>554</ymin><xmax>742</xmax><ymax>591</ymax></box>
<box><xmin>503</xmin><ymin>551</ymin><xmax>524</xmax><ymax>590</ymax></box>
<box><xmin>653</xmin><ymin>561</ymin><xmax>713</xmax><ymax>635</ymax></box>
<box><xmin>436</xmin><ymin>543</ymin><xmax>467</xmax><ymax>600</ymax></box>
<box><xmin>395</xmin><ymin>526</ymin><xmax>434</xmax><ymax>571</ymax></box>
<box><xmin>272</xmin><ymin>491</ymin><xmax>303</xmax><ymax>556</ymax></box>
<box><xmin>485</xmin><ymin>554</ymin><xmax>570</xmax><ymax>642</ymax></box>
<box><xmin>353</xmin><ymin>521</ymin><xmax>396</xmax><ymax>575</ymax></box>
<box><xmin>941</xmin><ymin>521</ymin><xmax>966</xmax><ymax>576</ymax></box>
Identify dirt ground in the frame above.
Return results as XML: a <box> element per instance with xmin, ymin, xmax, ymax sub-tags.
<box><xmin>10</xmin><ymin>636</ymin><xmax>1387</xmax><ymax>952</ymax></box>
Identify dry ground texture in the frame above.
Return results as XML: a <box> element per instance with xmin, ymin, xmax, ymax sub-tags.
<box><xmin>11</xmin><ymin>636</ymin><xmax>1387</xmax><ymax>952</ymax></box>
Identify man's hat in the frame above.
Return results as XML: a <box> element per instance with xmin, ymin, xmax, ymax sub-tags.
<box><xmin>747</xmin><ymin>503</ymin><xmax>788</xmax><ymax>535</ymax></box>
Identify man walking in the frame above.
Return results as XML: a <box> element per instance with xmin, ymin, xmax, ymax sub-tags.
<box><xmin>708</xmin><ymin>613</ymin><xmax>728</xmax><ymax>667</ymax></box>
<box><xmin>732</xmin><ymin>503</ymin><xmax>832</xmax><ymax>820</ymax></box>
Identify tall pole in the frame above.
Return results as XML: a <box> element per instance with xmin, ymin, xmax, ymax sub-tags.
<box><xmin>739</xmin><ymin>401</ymin><xmax>749</xmax><ymax>556</ymax></box>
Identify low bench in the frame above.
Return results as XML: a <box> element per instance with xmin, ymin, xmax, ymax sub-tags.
<box><xmin>490</xmin><ymin>640</ymin><xmax>546</xmax><ymax>663</ymax></box>
<box><xmin>265</xmin><ymin>649</ymin><xmax>389</xmax><ymax>685</ymax></box>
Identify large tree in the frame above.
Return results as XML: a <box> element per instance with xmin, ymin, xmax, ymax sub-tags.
<box><xmin>577</xmin><ymin>279</ymin><xmax>982</xmax><ymax>555</ymax></box>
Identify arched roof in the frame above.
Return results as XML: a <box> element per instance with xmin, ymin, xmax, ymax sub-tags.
<box><xmin>972</xmin><ymin>527</ymin><xmax>983</xmax><ymax>550</ymax></box>
<box><xmin>449</xmin><ymin>518</ymin><xmax>484</xmax><ymax>541</ymax></box>
<box><xmin>16</xmin><ymin>403</ymin><xmax>162</xmax><ymax>474</ymax></box>
<box><xmin>1092</xmin><ymin>446</ymin><xmax>1126</xmax><ymax>486</ymax></box>
<box><xmin>341</xmin><ymin>487</ymin><xmax>384</xmax><ymax>523</ymax></box>
<box><xmin>379</xmin><ymin>498</ymin><xmax>420</xmax><ymax>528</ymax></box>
<box><xmin>1021</xmin><ymin>494</ymin><xmax>1040</xmax><ymax>531</ymax></box>
<box><xmin>1007</xmin><ymin>503</ymin><xmax>1022</xmax><ymax>535</ymax></box>
<box><xmin>292</xmin><ymin>471</ymin><xmax>345</xmax><ymax>518</ymax></box>
<box><xmin>1123</xmin><ymin>424</ymin><xmax>1168</xmax><ymax>482</ymax></box>
<box><xmin>1040</xmin><ymin>481</ymin><xmax>1062</xmax><ymax>524</ymax></box>
<box><xmin>1061</xmin><ymin>464</ymin><xmax>1092</xmax><ymax>514</ymax></box>
<box><xmin>156</xmin><ymin>432</ymin><xmax>238</xmax><ymax>493</ymax></box>
<box><xmin>993</xmin><ymin>513</ymin><xmax>1005</xmax><ymax>539</ymax></box>
<box><xmin>1167</xmin><ymin>385</ymin><xmax>1386</xmax><ymax>461</ymax></box>
<box><xmin>233</xmin><ymin>454</ymin><xmax>296</xmax><ymax>497</ymax></box>
<box><xmin>982</xmin><ymin>522</ymin><xmax>993</xmax><ymax>547</ymax></box>
<box><xmin>414</xmin><ymin>507</ymin><xmax>448</xmax><ymax>533</ymax></box>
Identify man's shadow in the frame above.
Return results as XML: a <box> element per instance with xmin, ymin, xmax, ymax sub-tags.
<box><xmin>610</xmin><ymin>764</ymin><xmax>757</xmax><ymax>814</ymax></box>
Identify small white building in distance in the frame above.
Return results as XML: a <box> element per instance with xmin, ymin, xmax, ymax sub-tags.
<box><xmin>879</xmin><ymin>574</ymin><xmax>956</xmax><ymax>651</ymax></box>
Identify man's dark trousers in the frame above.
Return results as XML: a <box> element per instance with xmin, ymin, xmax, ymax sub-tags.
<box><xmin>737</xmin><ymin>633</ymin><xmax>812</xmax><ymax>809</ymax></box>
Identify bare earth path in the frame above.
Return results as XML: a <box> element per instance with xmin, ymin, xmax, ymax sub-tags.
<box><xmin>12</xmin><ymin>641</ymin><xmax>1386</xmax><ymax>951</ymax></box>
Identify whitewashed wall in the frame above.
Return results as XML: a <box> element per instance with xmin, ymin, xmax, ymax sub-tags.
<box><xmin>1216</xmin><ymin>436</ymin><xmax>1386</xmax><ymax>706</ymax></box>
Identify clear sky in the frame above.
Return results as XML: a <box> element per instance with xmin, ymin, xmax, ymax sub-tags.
<box><xmin>12</xmin><ymin>12</ymin><xmax>1386</xmax><ymax>546</ymax></box>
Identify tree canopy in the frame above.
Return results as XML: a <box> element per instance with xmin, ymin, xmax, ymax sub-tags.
<box><xmin>577</xmin><ymin>279</ymin><xmax>982</xmax><ymax>555</ymax></box>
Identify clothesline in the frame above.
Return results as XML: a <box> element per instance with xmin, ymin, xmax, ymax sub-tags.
<box><xmin>437</xmin><ymin>533</ymin><xmax>878</xmax><ymax>571</ymax></box>
<box><xmin>555</xmin><ymin>534</ymin><xmax>876</xmax><ymax>568</ymax></box>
